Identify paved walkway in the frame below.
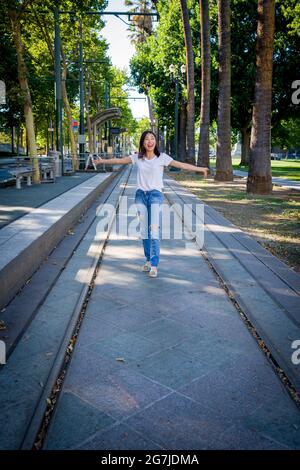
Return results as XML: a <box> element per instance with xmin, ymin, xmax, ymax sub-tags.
<box><xmin>0</xmin><ymin>168</ymin><xmax>130</xmax><ymax>449</ymax></box>
<box><xmin>0</xmin><ymin>172</ymin><xmax>95</xmax><ymax>228</ymax></box>
<box><xmin>42</xmin><ymin>169</ymin><xmax>300</xmax><ymax>450</ymax></box>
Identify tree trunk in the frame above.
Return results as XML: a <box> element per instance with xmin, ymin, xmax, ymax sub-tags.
<box><xmin>178</xmin><ymin>99</ymin><xmax>187</xmax><ymax>162</ymax></box>
<box><xmin>215</xmin><ymin>0</ymin><xmax>233</xmax><ymax>181</ymax></box>
<box><xmin>198</xmin><ymin>0</ymin><xmax>211</xmax><ymax>169</ymax></box>
<box><xmin>61</xmin><ymin>57</ymin><xmax>78</xmax><ymax>170</ymax></box>
<box><xmin>180</xmin><ymin>0</ymin><xmax>195</xmax><ymax>164</ymax></box>
<box><xmin>10</xmin><ymin>10</ymin><xmax>40</xmax><ymax>182</ymax></box>
<box><xmin>247</xmin><ymin>0</ymin><xmax>275</xmax><ymax>195</ymax></box>
<box><xmin>240</xmin><ymin>127</ymin><xmax>251</xmax><ymax>165</ymax></box>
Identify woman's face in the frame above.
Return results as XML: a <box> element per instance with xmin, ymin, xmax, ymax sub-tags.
<box><xmin>143</xmin><ymin>133</ymin><xmax>156</xmax><ymax>152</ymax></box>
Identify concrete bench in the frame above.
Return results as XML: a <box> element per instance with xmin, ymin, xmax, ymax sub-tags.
<box><xmin>0</xmin><ymin>158</ymin><xmax>35</xmax><ymax>189</ymax></box>
<box><xmin>0</xmin><ymin>168</ymin><xmax>15</xmax><ymax>185</ymax></box>
<box><xmin>39</xmin><ymin>157</ymin><xmax>55</xmax><ymax>183</ymax></box>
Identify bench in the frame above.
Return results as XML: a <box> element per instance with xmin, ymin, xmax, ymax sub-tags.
<box><xmin>0</xmin><ymin>158</ymin><xmax>35</xmax><ymax>189</ymax></box>
<box><xmin>39</xmin><ymin>157</ymin><xmax>55</xmax><ymax>183</ymax></box>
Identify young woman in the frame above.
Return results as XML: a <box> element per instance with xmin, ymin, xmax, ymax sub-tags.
<box><xmin>93</xmin><ymin>130</ymin><xmax>208</xmax><ymax>278</ymax></box>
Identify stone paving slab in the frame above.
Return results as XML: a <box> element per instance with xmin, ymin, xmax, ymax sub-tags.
<box><xmin>44</xmin><ymin>169</ymin><xmax>300</xmax><ymax>450</ymax></box>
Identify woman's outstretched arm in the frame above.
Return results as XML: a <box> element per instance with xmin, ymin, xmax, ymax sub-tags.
<box><xmin>169</xmin><ymin>159</ymin><xmax>208</xmax><ymax>177</ymax></box>
<box><xmin>92</xmin><ymin>156</ymin><xmax>132</xmax><ymax>166</ymax></box>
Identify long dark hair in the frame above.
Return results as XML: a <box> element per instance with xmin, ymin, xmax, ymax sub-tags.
<box><xmin>138</xmin><ymin>130</ymin><xmax>160</xmax><ymax>159</ymax></box>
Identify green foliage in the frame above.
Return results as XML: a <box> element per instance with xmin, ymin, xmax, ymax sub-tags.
<box><xmin>281</xmin><ymin>0</ymin><xmax>300</xmax><ymax>36</ymax></box>
<box><xmin>0</xmin><ymin>0</ymin><xmax>140</xmax><ymax>152</ymax></box>
<box><xmin>1</xmin><ymin>0</ymin><xmax>299</xmax><ymax>153</ymax></box>
<box><xmin>272</xmin><ymin>118</ymin><xmax>300</xmax><ymax>150</ymax></box>
<box><xmin>131</xmin><ymin>116</ymin><xmax>151</xmax><ymax>148</ymax></box>
<box><xmin>129</xmin><ymin>0</ymin><xmax>300</xmax><ymax>152</ymax></box>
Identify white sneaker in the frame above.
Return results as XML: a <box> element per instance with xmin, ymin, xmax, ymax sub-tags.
<box><xmin>142</xmin><ymin>261</ymin><xmax>151</xmax><ymax>272</ymax></box>
<box><xmin>149</xmin><ymin>267</ymin><xmax>158</xmax><ymax>278</ymax></box>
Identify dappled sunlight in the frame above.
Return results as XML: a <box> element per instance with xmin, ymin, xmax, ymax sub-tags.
<box><xmin>201</xmin><ymin>285</ymin><xmax>225</xmax><ymax>295</ymax></box>
<box><xmin>205</xmin><ymin>223</ymin><xmax>240</xmax><ymax>234</ymax></box>
<box><xmin>74</xmin><ymin>268</ymin><xmax>92</xmax><ymax>284</ymax></box>
<box><xmin>0</xmin><ymin>205</ymin><xmax>35</xmax><ymax>213</ymax></box>
<box><xmin>248</xmin><ymin>227</ymin><xmax>300</xmax><ymax>245</ymax></box>
<box><xmin>208</xmin><ymin>251</ymin><xmax>232</xmax><ymax>260</ymax></box>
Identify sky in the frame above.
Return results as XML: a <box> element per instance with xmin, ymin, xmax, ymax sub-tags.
<box><xmin>100</xmin><ymin>0</ymin><xmax>149</xmax><ymax>119</ymax></box>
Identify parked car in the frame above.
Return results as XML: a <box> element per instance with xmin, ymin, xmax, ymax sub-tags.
<box><xmin>271</xmin><ymin>153</ymin><xmax>282</xmax><ymax>160</ymax></box>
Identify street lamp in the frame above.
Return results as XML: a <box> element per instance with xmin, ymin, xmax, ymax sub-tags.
<box><xmin>168</xmin><ymin>64</ymin><xmax>186</xmax><ymax>166</ymax></box>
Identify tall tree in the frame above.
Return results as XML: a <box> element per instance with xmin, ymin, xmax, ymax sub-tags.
<box><xmin>29</xmin><ymin>7</ymin><xmax>79</xmax><ymax>169</ymax></box>
<box><xmin>247</xmin><ymin>0</ymin><xmax>275</xmax><ymax>194</ymax></box>
<box><xmin>215</xmin><ymin>0</ymin><xmax>233</xmax><ymax>181</ymax></box>
<box><xmin>198</xmin><ymin>0</ymin><xmax>211</xmax><ymax>168</ymax></box>
<box><xmin>180</xmin><ymin>0</ymin><xmax>195</xmax><ymax>163</ymax></box>
<box><xmin>125</xmin><ymin>0</ymin><xmax>154</xmax><ymax>44</ymax></box>
<box><xmin>230</xmin><ymin>0</ymin><xmax>257</xmax><ymax>166</ymax></box>
<box><xmin>8</xmin><ymin>7</ymin><xmax>40</xmax><ymax>182</ymax></box>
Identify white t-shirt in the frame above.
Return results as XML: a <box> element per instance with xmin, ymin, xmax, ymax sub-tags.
<box><xmin>129</xmin><ymin>153</ymin><xmax>173</xmax><ymax>191</ymax></box>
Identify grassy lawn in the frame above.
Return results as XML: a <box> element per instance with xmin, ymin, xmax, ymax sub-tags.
<box><xmin>171</xmin><ymin>171</ymin><xmax>300</xmax><ymax>273</ymax></box>
<box><xmin>228</xmin><ymin>158</ymin><xmax>300</xmax><ymax>181</ymax></box>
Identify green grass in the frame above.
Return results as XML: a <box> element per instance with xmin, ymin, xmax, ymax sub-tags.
<box><xmin>230</xmin><ymin>158</ymin><xmax>300</xmax><ymax>181</ymax></box>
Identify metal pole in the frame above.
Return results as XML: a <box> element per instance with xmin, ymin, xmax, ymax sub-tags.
<box><xmin>79</xmin><ymin>20</ymin><xmax>85</xmax><ymax>166</ymax></box>
<box><xmin>107</xmin><ymin>83</ymin><xmax>111</xmax><ymax>148</ymax></box>
<box><xmin>104</xmin><ymin>82</ymin><xmax>108</xmax><ymax>144</ymax></box>
<box><xmin>174</xmin><ymin>78</ymin><xmax>179</xmax><ymax>160</ymax></box>
<box><xmin>54</xmin><ymin>8</ymin><xmax>64</xmax><ymax>175</ymax></box>
<box><xmin>54</xmin><ymin>7</ymin><xmax>63</xmax><ymax>174</ymax></box>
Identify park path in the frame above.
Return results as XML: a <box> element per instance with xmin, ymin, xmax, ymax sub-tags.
<box><xmin>43</xmin><ymin>168</ymin><xmax>300</xmax><ymax>450</ymax></box>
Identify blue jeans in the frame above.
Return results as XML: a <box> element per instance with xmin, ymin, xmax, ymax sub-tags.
<box><xmin>134</xmin><ymin>189</ymin><xmax>164</xmax><ymax>267</ymax></box>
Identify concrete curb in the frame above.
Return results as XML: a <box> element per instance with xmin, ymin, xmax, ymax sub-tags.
<box><xmin>0</xmin><ymin>171</ymin><xmax>120</xmax><ymax>311</ymax></box>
